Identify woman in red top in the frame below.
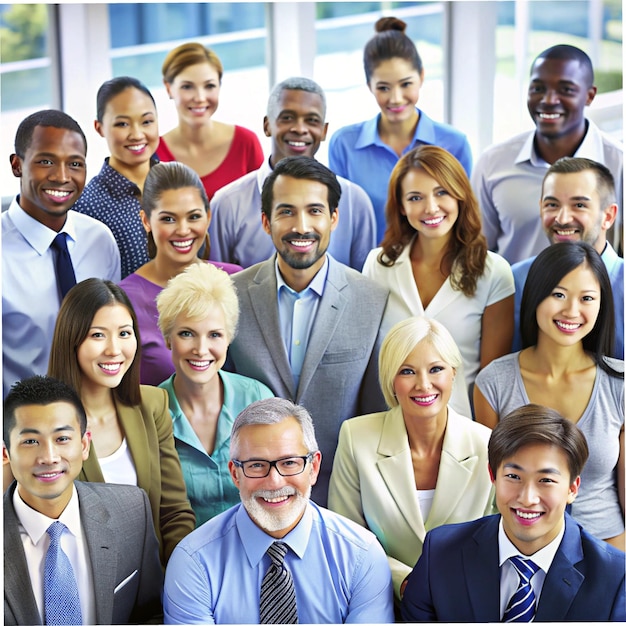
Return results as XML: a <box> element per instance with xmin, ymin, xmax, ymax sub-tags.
<box><xmin>157</xmin><ymin>42</ymin><xmax>263</xmax><ymax>200</ymax></box>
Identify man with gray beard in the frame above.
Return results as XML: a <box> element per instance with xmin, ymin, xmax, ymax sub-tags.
<box><xmin>163</xmin><ymin>398</ymin><xmax>393</xmax><ymax>624</ymax></box>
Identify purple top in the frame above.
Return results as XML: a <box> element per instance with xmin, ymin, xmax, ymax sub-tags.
<box><xmin>119</xmin><ymin>261</ymin><xmax>241</xmax><ymax>386</ymax></box>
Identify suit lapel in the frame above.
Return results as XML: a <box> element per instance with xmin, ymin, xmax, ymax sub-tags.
<box><xmin>535</xmin><ymin>515</ymin><xmax>584</xmax><ymax>621</ymax></box>
<box><xmin>249</xmin><ymin>259</ymin><xmax>296</xmax><ymax>397</ymax></box>
<box><xmin>375</xmin><ymin>407</ymin><xmax>426</xmax><ymax>541</ymax></box>
<box><xmin>297</xmin><ymin>259</ymin><xmax>347</xmax><ymax>399</ymax></box>
<box><xmin>76</xmin><ymin>482</ymin><xmax>118</xmax><ymax>625</ymax></box>
<box><xmin>3</xmin><ymin>486</ymin><xmax>42</xmax><ymax>625</ymax></box>
<box><xmin>463</xmin><ymin>517</ymin><xmax>501</xmax><ymax>621</ymax></box>
<box><xmin>389</xmin><ymin>243</ymin><xmax>426</xmax><ymax>315</ymax></box>
<box><xmin>115</xmin><ymin>398</ymin><xmax>151</xmax><ymax>495</ymax></box>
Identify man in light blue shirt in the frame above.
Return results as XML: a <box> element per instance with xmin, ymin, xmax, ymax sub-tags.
<box><xmin>512</xmin><ymin>157</ymin><xmax>623</xmax><ymax>358</ymax></box>
<box><xmin>209</xmin><ymin>76</ymin><xmax>376</xmax><ymax>271</ymax></box>
<box><xmin>164</xmin><ymin>397</ymin><xmax>394</xmax><ymax>624</ymax></box>
<box><xmin>2</xmin><ymin>110</ymin><xmax>121</xmax><ymax>397</ymax></box>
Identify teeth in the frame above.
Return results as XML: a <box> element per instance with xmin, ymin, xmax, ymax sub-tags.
<box><xmin>190</xmin><ymin>107</ymin><xmax>207</xmax><ymax>113</ymax></box>
<box><xmin>555</xmin><ymin>229</ymin><xmax>577</xmax><ymax>236</ymax></box>
<box><xmin>172</xmin><ymin>240</ymin><xmax>193</xmax><ymax>248</ymax></box>
<box><xmin>539</xmin><ymin>113</ymin><xmax>561</xmax><ymax>119</ymax></box>
<box><xmin>100</xmin><ymin>363</ymin><xmax>121</xmax><ymax>372</ymax></box>
<box><xmin>45</xmin><ymin>190</ymin><xmax>70</xmax><ymax>198</ymax></box>
<box><xmin>287</xmin><ymin>141</ymin><xmax>307</xmax><ymax>147</ymax></box>
<box><xmin>414</xmin><ymin>394</ymin><xmax>437</xmax><ymax>403</ymax></box>
<box><xmin>263</xmin><ymin>496</ymin><xmax>289</xmax><ymax>503</ymax></box>
<box><xmin>188</xmin><ymin>360</ymin><xmax>211</xmax><ymax>367</ymax></box>
<box><xmin>555</xmin><ymin>321</ymin><xmax>581</xmax><ymax>331</ymax></box>
<box><xmin>423</xmin><ymin>216</ymin><xmax>444</xmax><ymax>226</ymax></box>
<box><xmin>127</xmin><ymin>144</ymin><xmax>146</xmax><ymax>152</ymax></box>
<box><xmin>38</xmin><ymin>472</ymin><xmax>60</xmax><ymax>478</ymax></box>
<box><xmin>516</xmin><ymin>510</ymin><xmax>542</xmax><ymax>519</ymax></box>
<box><xmin>290</xmin><ymin>240</ymin><xmax>314</xmax><ymax>247</ymax></box>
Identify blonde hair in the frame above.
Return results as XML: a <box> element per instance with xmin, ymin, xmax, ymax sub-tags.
<box><xmin>156</xmin><ymin>263</ymin><xmax>239</xmax><ymax>343</ymax></box>
<box><xmin>162</xmin><ymin>42</ymin><xmax>223</xmax><ymax>84</ymax></box>
<box><xmin>378</xmin><ymin>316</ymin><xmax>462</xmax><ymax>408</ymax></box>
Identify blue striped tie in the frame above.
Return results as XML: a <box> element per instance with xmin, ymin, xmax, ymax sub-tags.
<box><xmin>503</xmin><ymin>555</ymin><xmax>540</xmax><ymax>622</ymax></box>
<box><xmin>260</xmin><ymin>542</ymin><xmax>298</xmax><ymax>624</ymax></box>
<box><xmin>44</xmin><ymin>521</ymin><xmax>82</xmax><ymax>625</ymax></box>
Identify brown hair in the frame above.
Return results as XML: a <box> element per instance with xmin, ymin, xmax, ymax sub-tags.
<box><xmin>162</xmin><ymin>42</ymin><xmax>223</xmax><ymax>84</ymax></box>
<box><xmin>48</xmin><ymin>279</ymin><xmax>141</xmax><ymax>406</ymax></box>
<box><xmin>363</xmin><ymin>17</ymin><xmax>423</xmax><ymax>83</ymax></box>
<box><xmin>488</xmin><ymin>404</ymin><xmax>589</xmax><ymax>481</ymax></box>
<box><xmin>378</xmin><ymin>145</ymin><xmax>487</xmax><ymax>297</ymax></box>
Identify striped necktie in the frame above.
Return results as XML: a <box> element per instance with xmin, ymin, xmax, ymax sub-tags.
<box><xmin>503</xmin><ymin>555</ymin><xmax>540</xmax><ymax>622</ymax></box>
<box><xmin>260</xmin><ymin>541</ymin><xmax>298</xmax><ymax>624</ymax></box>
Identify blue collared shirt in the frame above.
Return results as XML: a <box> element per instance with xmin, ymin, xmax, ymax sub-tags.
<box><xmin>511</xmin><ymin>242</ymin><xmax>624</xmax><ymax>359</ymax></box>
<box><xmin>329</xmin><ymin>108</ymin><xmax>473</xmax><ymax>241</ymax></box>
<box><xmin>163</xmin><ymin>501</ymin><xmax>394</xmax><ymax>624</ymax></box>
<box><xmin>276</xmin><ymin>257</ymin><xmax>328</xmax><ymax>388</ymax></box>
<box><xmin>2</xmin><ymin>198</ymin><xmax>121</xmax><ymax>397</ymax></box>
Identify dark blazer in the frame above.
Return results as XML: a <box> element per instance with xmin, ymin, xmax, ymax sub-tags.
<box><xmin>401</xmin><ymin>513</ymin><xmax>626</xmax><ymax>622</ymax></box>
<box><xmin>228</xmin><ymin>255</ymin><xmax>389</xmax><ymax>504</ymax></box>
<box><xmin>4</xmin><ymin>481</ymin><xmax>163</xmax><ymax>625</ymax></box>
<box><xmin>79</xmin><ymin>385</ymin><xmax>195</xmax><ymax>564</ymax></box>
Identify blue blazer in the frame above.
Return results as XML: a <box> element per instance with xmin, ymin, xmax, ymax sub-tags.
<box><xmin>401</xmin><ymin>513</ymin><xmax>626</xmax><ymax>622</ymax></box>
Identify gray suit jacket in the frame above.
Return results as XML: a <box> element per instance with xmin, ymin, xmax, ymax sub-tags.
<box><xmin>4</xmin><ymin>481</ymin><xmax>163</xmax><ymax>625</ymax></box>
<box><xmin>228</xmin><ymin>255</ymin><xmax>389</xmax><ymax>505</ymax></box>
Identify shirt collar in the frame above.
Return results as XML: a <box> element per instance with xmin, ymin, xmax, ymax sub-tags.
<box><xmin>236</xmin><ymin>501</ymin><xmax>313</xmax><ymax>567</ymax></box>
<box><xmin>275</xmin><ymin>255</ymin><xmax>328</xmax><ymax>298</ymax></box>
<box><xmin>497</xmin><ymin>516</ymin><xmax>565</xmax><ymax>574</ymax></box>
<box><xmin>256</xmin><ymin>158</ymin><xmax>274</xmax><ymax>194</ymax></box>
<box><xmin>13</xmin><ymin>483</ymin><xmax>82</xmax><ymax>546</ymax></box>
<box><xmin>355</xmin><ymin>108</ymin><xmax>429</xmax><ymax>150</ymax></box>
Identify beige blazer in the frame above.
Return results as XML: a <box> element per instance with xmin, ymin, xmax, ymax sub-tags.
<box><xmin>328</xmin><ymin>405</ymin><xmax>495</xmax><ymax>598</ymax></box>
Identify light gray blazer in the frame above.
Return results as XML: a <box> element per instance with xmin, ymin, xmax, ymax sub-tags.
<box><xmin>228</xmin><ymin>255</ymin><xmax>389</xmax><ymax>504</ymax></box>
<box><xmin>4</xmin><ymin>481</ymin><xmax>163</xmax><ymax>625</ymax></box>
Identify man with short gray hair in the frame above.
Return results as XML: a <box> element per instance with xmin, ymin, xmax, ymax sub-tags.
<box><xmin>164</xmin><ymin>398</ymin><xmax>394</xmax><ymax>624</ymax></box>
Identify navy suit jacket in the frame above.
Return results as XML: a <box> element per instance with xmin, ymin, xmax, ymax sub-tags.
<box><xmin>4</xmin><ymin>481</ymin><xmax>163</xmax><ymax>625</ymax></box>
<box><xmin>401</xmin><ymin>513</ymin><xmax>626</xmax><ymax>622</ymax></box>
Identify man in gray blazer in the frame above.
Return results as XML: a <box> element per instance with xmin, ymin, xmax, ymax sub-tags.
<box><xmin>227</xmin><ymin>156</ymin><xmax>389</xmax><ymax>505</ymax></box>
<box><xmin>3</xmin><ymin>375</ymin><xmax>162</xmax><ymax>625</ymax></box>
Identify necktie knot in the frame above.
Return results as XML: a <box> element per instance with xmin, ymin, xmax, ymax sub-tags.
<box><xmin>267</xmin><ymin>541</ymin><xmax>288</xmax><ymax>567</ymax></box>
<box><xmin>46</xmin><ymin>521</ymin><xmax>67</xmax><ymax>544</ymax></box>
<box><xmin>51</xmin><ymin>232</ymin><xmax>69</xmax><ymax>252</ymax></box>
<box><xmin>509</xmin><ymin>555</ymin><xmax>540</xmax><ymax>582</ymax></box>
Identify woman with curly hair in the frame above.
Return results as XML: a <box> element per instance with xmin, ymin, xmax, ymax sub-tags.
<box><xmin>363</xmin><ymin>145</ymin><xmax>513</xmax><ymax>415</ymax></box>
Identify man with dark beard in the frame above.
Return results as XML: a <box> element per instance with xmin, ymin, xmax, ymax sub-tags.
<box><xmin>225</xmin><ymin>156</ymin><xmax>388</xmax><ymax>506</ymax></box>
<box><xmin>163</xmin><ymin>398</ymin><xmax>394</xmax><ymax>624</ymax></box>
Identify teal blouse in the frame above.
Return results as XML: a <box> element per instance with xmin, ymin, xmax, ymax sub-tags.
<box><xmin>160</xmin><ymin>370</ymin><xmax>274</xmax><ymax>526</ymax></box>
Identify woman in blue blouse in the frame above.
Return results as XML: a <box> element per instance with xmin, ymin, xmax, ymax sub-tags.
<box><xmin>74</xmin><ymin>76</ymin><xmax>158</xmax><ymax>278</ymax></box>
<box><xmin>329</xmin><ymin>17</ymin><xmax>472</xmax><ymax>242</ymax></box>
<box><xmin>156</xmin><ymin>262</ymin><xmax>273</xmax><ymax>526</ymax></box>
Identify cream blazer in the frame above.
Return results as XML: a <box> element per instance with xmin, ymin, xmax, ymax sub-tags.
<box><xmin>328</xmin><ymin>405</ymin><xmax>495</xmax><ymax>598</ymax></box>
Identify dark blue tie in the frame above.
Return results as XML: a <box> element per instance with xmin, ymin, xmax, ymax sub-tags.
<box><xmin>50</xmin><ymin>232</ymin><xmax>77</xmax><ymax>299</ymax></box>
<box><xmin>44</xmin><ymin>521</ymin><xmax>82</xmax><ymax>625</ymax></box>
<box><xmin>503</xmin><ymin>555</ymin><xmax>540</xmax><ymax>622</ymax></box>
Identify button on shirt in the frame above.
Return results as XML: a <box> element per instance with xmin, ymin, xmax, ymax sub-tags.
<box><xmin>13</xmin><ymin>485</ymin><xmax>96</xmax><ymax>625</ymax></box>
<box><xmin>276</xmin><ymin>257</ymin><xmax>328</xmax><ymax>389</ymax></box>
<box><xmin>163</xmin><ymin>501</ymin><xmax>394</xmax><ymax>624</ymax></box>
<box><xmin>498</xmin><ymin>518</ymin><xmax>564</xmax><ymax>619</ymax></box>
<box><xmin>2</xmin><ymin>198</ymin><xmax>121</xmax><ymax>397</ymax></box>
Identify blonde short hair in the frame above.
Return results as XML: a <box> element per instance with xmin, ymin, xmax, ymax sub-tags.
<box><xmin>156</xmin><ymin>263</ymin><xmax>239</xmax><ymax>343</ymax></box>
<box><xmin>378</xmin><ymin>316</ymin><xmax>462</xmax><ymax>408</ymax></box>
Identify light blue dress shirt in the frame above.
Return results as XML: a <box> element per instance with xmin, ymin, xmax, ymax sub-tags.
<box><xmin>329</xmin><ymin>108</ymin><xmax>473</xmax><ymax>242</ymax></box>
<box><xmin>276</xmin><ymin>257</ymin><xmax>328</xmax><ymax>388</ymax></box>
<box><xmin>2</xmin><ymin>197</ymin><xmax>121</xmax><ymax>397</ymax></box>
<box><xmin>159</xmin><ymin>370</ymin><xmax>274</xmax><ymax>526</ymax></box>
<box><xmin>163</xmin><ymin>501</ymin><xmax>394</xmax><ymax>624</ymax></box>
<box><xmin>208</xmin><ymin>159</ymin><xmax>377</xmax><ymax>271</ymax></box>
<box><xmin>511</xmin><ymin>242</ymin><xmax>624</xmax><ymax>359</ymax></box>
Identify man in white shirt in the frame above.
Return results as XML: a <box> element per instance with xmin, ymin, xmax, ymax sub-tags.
<box><xmin>3</xmin><ymin>375</ymin><xmax>162</xmax><ymax>625</ymax></box>
<box><xmin>401</xmin><ymin>404</ymin><xmax>625</xmax><ymax>621</ymax></box>
<box><xmin>2</xmin><ymin>110</ymin><xmax>121</xmax><ymax>397</ymax></box>
<box><xmin>472</xmin><ymin>44</ymin><xmax>622</xmax><ymax>264</ymax></box>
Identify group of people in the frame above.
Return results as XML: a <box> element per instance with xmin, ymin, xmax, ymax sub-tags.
<box><xmin>2</xmin><ymin>15</ymin><xmax>624</xmax><ymax>625</ymax></box>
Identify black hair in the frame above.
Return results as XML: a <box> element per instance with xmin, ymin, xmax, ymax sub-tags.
<box><xmin>96</xmin><ymin>76</ymin><xmax>156</xmax><ymax>122</ymax></box>
<box><xmin>532</xmin><ymin>44</ymin><xmax>594</xmax><ymax>85</ymax></box>
<box><xmin>14</xmin><ymin>109</ymin><xmax>87</xmax><ymax>158</ymax></box>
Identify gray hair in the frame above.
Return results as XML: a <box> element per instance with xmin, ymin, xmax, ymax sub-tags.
<box><xmin>266</xmin><ymin>77</ymin><xmax>327</xmax><ymax>119</ymax></box>
<box><xmin>230</xmin><ymin>398</ymin><xmax>318</xmax><ymax>457</ymax></box>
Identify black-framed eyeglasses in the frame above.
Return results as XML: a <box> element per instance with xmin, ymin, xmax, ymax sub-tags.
<box><xmin>232</xmin><ymin>453</ymin><xmax>314</xmax><ymax>478</ymax></box>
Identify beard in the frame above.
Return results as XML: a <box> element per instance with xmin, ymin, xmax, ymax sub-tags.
<box><xmin>241</xmin><ymin>485</ymin><xmax>311</xmax><ymax>534</ymax></box>
<box><xmin>277</xmin><ymin>235</ymin><xmax>327</xmax><ymax>270</ymax></box>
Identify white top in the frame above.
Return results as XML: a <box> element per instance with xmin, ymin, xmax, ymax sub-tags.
<box><xmin>12</xmin><ymin>485</ymin><xmax>96</xmax><ymax>624</ymax></box>
<box><xmin>416</xmin><ymin>489</ymin><xmax>436</xmax><ymax>522</ymax></box>
<box><xmin>98</xmin><ymin>438</ymin><xmax>138</xmax><ymax>486</ymax></box>
<box><xmin>363</xmin><ymin>241</ymin><xmax>514</xmax><ymax>416</ymax></box>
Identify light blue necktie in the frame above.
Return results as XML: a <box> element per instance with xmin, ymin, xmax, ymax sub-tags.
<box><xmin>503</xmin><ymin>555</ymin><xmax>540</xmax><ymax>622</ymax></box>
<box><xmin>44</xmin><ymin>521</ymin><xmax>82</xmax><ymax>625</ymax></box>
